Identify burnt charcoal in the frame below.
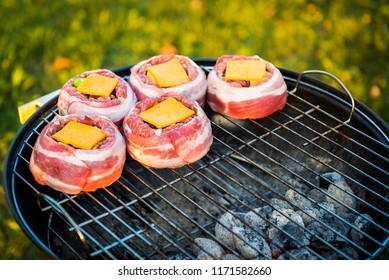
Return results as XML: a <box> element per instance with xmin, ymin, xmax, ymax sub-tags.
<box><xmin>326</xmin><ymin>183</ymin><xmax>356</xmax><ymax>212</ymax></box>
<box><xmin>322</xmin><ymin>212</ymin><xmax>352</xmax><ymax>233</ymax></box>
<box><xmin>296</xmin><ymin>208</ymin><xmax>321</xmax><ymax>225</ymax></box>
<box><xmin>267</xmin><ymin>208</ymin><xmax>304</xmax><ymax>240</ymax></box>
<box><xmin>318</xmin><ymin>202</ymin><xmax>337</xmax><ymax>215</ymax></box>
<box><xmin>233</xmin><ymin>226</ymin><xmax>272</xmax><ymax>259</ymax></box>
<box><xmin>318</xmin><ymin>172</ymin><xmax>347</xmax><ymax>188</ymax></box>
<box><xmin>284</xmin><ymin>189</ymin><xmax>323</xmax><ymax>225</ymax></box>
<box><xmin>187</xmin><ymin>164</ymin><xmax>380</xmax><ymax>260</ymax></box>
<box><xmin>307</xmin><ymin>214</ymin><xmax>351</xmax><ymax>249</ymax></box>
<box><xmin>285</xmin><ymin>189</ymin><xmax>313</xmax><ymax>210</ymax></box>
<box><xmin>307</xmin><ymin>188</ymin><xmax>326</xmax><ymax>204</ymax></box>
<box><xmin>194</xmin><ymin>237</ymin><xmax>225</xmax><ymax>260</ymax></box>
<box><xmin>338</xmin><ymin>211</ymin><xmax>357</xmax><ymax>224</ymax></box>
<box><xmin>350</xmin><ymin>214</ymin><xmax>376</xmax><ymax>247</ymax></box>
<box><xmin>214</xmin><ymin>211</ymin><xmax>245</xmax><ymax>250</ymax></box>
<box><xmin>276</xmin><ymin>172</ymin><xmax>311</xmax><ymax>194</ymax></box>
<box><xmin>318</xmin><ymin>172</ymin><xmax>356</xmax><ymax>212</ymax></box>
<box><xmin>278</xmin><ymin>248</ymin><xmax>319</xmax><ymax>260</ymax></box>
<box><xmin>270</xmin><ymin>222</ymin><xmax>310</xmax><ymax>253</ymax></box>
<box><xmin>244</xmin><ymin>205</ymin><xmax>273</xmax><ymax>237</ymax></box>
<box><xmin>270</xmin><ymin>198</ymin><xmax>293</xmax><ymax>211</ymax></box>
<box><xmin>321</xmin><ymin>245</ymin><xmax>360</xmax><ymax>260</ymax></box>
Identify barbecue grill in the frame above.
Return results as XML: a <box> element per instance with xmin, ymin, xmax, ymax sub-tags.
<box><xmin>4</xmin><ymin>59</ymin><xmax>389</xmax><ymax>260</ymax></box>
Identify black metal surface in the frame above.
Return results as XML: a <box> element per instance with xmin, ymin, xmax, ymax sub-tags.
<box><xmin>4</xmin><ymin>59</ymin><xmax>389</xmax><ymax>260</ymax></box>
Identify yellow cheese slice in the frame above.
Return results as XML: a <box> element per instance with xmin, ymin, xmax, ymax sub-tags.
<box><xmin>52</xmin><ymin>121</ymin><xmax>106</xmax><ymax>150</ymax></box>
<box><xmin>76</xmin><ymin>73</ymin><xmax>118</xmax><ymax>96</ymax></box>
<box><xmin>225</xmin><ymin>60</ymin><xmax>267</xmax><ymax>83</ymax></box>
<box><xmin>146</xmin><ymin>71</ymin><xmax>157</xmax><ymax>83</ymax></box>
<box><xmin>139</xmin><ymin>97</ymin><xmax>195</xmax><ymax>129</ymax></box>
<box><xmin>146</xmin><ymin>58</ymin><xmax>190</xmax><ymax>87</ymax></box>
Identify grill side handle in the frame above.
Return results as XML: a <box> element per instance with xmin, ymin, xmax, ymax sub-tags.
<box><xmin>289</xmin><ymin>70</ymin><xmax>356</xmax><ymax>146</ymax></box>
<box><xmin>36</xmin><ymin>193</ymin><xmax>88</xmax><ymax>248</ymax></box>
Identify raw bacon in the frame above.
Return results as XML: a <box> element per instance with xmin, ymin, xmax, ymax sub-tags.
<box><xmin>58</xmin><ymin>69</ymin><xmax>137</xmax><ymax>127</ymax></box>
<box><xmin>128</xmin><ymin>55</ymin><xmax>207</xmax><ymax>106</ymax></box>
<box><xmin>29</xmin><ymin>115</ymin><xmax>126</xmax><ymax>195</ymax></box>
<box><xmin>122</xmin><ymin>92</ymin><xmax>213</xmax><ymax>169</ymax></box>
<box><xmin>207</xmin><ymin>55</ymin><xmax>287</xmax><ymax>119</ymax></box>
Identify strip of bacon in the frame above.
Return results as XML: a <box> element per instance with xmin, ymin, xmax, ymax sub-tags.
<box><xmin>29</xmin><ymin>115</ymin><xmax>126</xmax><ymax>195</ymax></box>
<box><xmin>206</xmin><ymin>55</ymin><xmax>288</xmax><ymax>119</ymax></box>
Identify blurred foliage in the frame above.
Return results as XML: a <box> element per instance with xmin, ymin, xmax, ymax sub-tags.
<box><xmin>0</xmin><ymin>0</ymin><xmax>388</xmax><ymax>259</ymax></box>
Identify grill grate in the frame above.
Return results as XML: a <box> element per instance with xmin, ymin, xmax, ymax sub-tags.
<box><xmin>9</xmin><ymin>62</ymin><xmax>389</xmax><ymax>260</ymax></box>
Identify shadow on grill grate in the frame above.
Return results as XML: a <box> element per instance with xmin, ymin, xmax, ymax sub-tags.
<box><xmin>7</xmin><ymin>63</ymin><xmax>389</xmax><ymax>260</ymax></box>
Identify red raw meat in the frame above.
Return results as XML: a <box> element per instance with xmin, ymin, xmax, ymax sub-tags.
<box><xmin>29</xmin><ymin>115</ymin><xmax>126</xmax><ymax>195</ymax></box>
<box><xmin>128</xmin><ymin>55</ymin><xmax>207</xmax><ymax>106</ymax></box>
<box><xmin>207</xmin><ymin>55</ymin><xmax>287</xmax><ymax>119</ymax></box>
<box><xmin>58</xmin><ymin>69</ymin><xmax>137</xmax><ymax>127</ymax></box>
<box><xmin>122</xmin><ymin>92</ymin><xmax>213</xmax><ymax>169</ymax></box>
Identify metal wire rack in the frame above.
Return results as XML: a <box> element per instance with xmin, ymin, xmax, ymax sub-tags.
<box><xmin>8</xmin><ymin>62</ymin><xmax>389</xmax><ymax>260</ymax></box>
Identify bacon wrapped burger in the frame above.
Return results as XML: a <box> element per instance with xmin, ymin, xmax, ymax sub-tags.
<box><xmin>58</xmin><ymin>69</ymin><xmax>137</xmax><ymax>127</ymax></box>
<box><xmin>122</xmin><ymin>92</ymin><xmax>212</xmax><ymax>169</ymax></box>
<box><xmin>29</xmin><ymin>114</ymin><xmax>126</xmax><ymax>195</ymax></box>
<box><xmin>128</xmin><ymin>55</ymin><xmax>207</xmax><ymax>106</ymax></box>
<box><xmin>207</xmin><ymin>55</ymin><xmax>287</xmax><ymax>119</ymax></box>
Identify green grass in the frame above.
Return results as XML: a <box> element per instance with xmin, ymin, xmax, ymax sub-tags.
<box><xmin>1</xmin><ymin>0</ymin><xmax>388</xmax><ymax>259</ymax></box>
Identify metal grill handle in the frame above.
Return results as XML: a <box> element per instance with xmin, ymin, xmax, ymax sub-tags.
<box><xmin>289</xmin><ymin>70</ymin><xmax>356</xmax><ymax>146</ymax></box>
<box><xmin>36</xmin><ymin>193</ymin><xmax>88</xmax><ymax>247</ymax></box>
